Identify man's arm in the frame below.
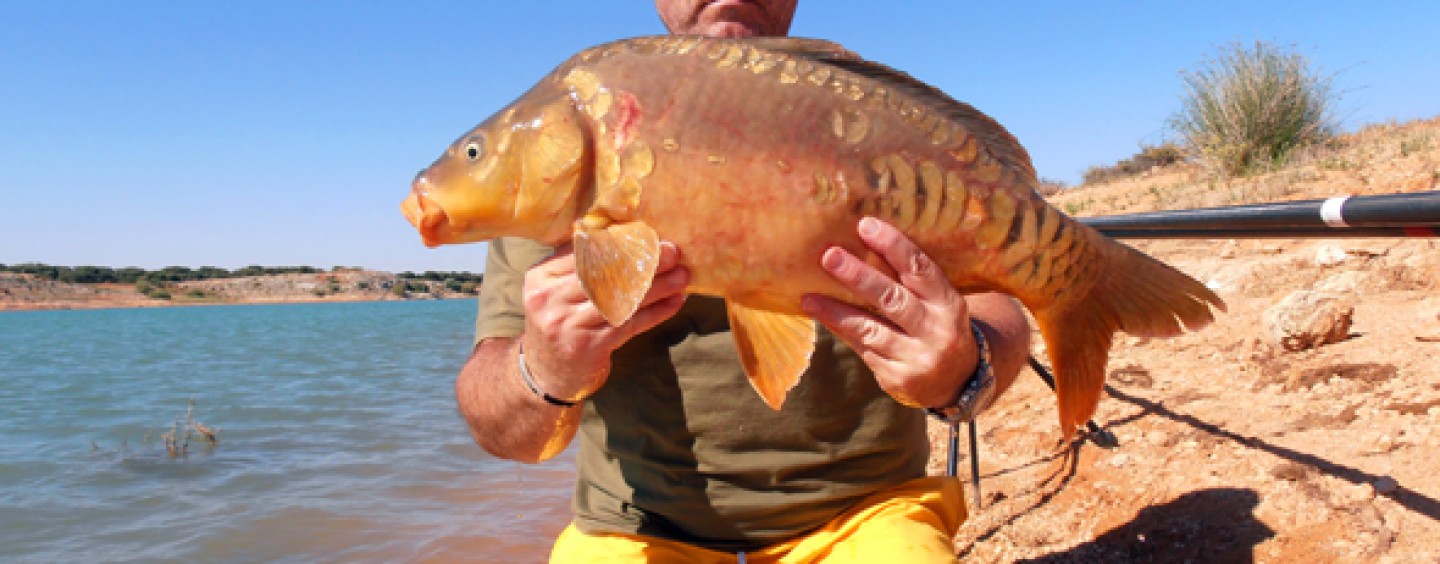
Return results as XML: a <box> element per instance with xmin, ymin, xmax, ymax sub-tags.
<box><xmin>957</xmin><ymin>291</ymin><xmax>1030</xmax><ymax>410</ymax></box>
<box><xmin>456</xmin><ymin>337</ymin><xmax>584</xmax><ymax>464</ymax></box>
<box><xmin>457</xmin><ymin>242</ymin><xmax>689</xmax><ymax>463</ymax></box>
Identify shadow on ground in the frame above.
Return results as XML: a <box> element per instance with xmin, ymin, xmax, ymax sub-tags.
<box><xmin>1018</xmin><ymin>488</ymin><xmax>1274</xmax><ymax>563</ymax></box>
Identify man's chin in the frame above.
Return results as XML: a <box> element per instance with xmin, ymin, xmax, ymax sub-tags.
<box><xmin>700</xmin><ymin>21</ymin><xmax>764</xmax><ymax>38</ymax></box>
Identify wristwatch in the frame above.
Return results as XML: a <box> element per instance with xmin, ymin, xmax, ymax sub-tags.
<box><xmin>926</xmin><ymin>321</ymin><xmax>996</xmax><ymax>424</ymax></box>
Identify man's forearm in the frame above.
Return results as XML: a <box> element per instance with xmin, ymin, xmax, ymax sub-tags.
<box><xmin>456</xmin><ymin>337</ymin><xmax>583</xmax><ymax>463</ymax></box>
<box><xmin>963</xmin><ymin>292</ymin><xmax>1032</xmax><ymax>407</ymax></box>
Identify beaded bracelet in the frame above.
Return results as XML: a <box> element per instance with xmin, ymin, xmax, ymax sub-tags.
<box><xmin>516</xmin><ymin>343</ymin><xmax>579</xmax><ymax>408</ymax></box>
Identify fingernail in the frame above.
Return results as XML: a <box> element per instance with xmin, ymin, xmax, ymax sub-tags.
<box><xmin>821</xmin><ymin>247</ymin><xmax>844</xmax><ymax>271</ymax></box>
<box><xmin>858</xmin><ymin>216</ymin><xmax>879</xmax><ymax>237</ymax></box>
<box><xmin>852</xmin><ymin>214</ymin><xmax>875</xmax><ymax>234</ymax></box>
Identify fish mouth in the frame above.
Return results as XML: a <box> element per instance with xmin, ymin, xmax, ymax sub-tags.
<box><xmin>401</xmin><ymin>183</ymin><xmax>449</xmax><ymax>249</ymax></box>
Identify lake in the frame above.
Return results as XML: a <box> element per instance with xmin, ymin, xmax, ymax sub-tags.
<box><xmin>0</xmin><ymin>300</ymin><xmax>573</xmax><ymax>562</ymax></box>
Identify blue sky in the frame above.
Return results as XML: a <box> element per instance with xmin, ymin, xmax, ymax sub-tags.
<box><xmin>3</xmin><ymin>2</ymin><xmax>1436</xmax><ymax>273</ymax></box>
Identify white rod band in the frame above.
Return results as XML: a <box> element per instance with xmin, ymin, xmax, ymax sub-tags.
<box><xmin>1320</xmin><ymin>196</ymin><xmax>1351</xmax><ymax>228</ymax></box>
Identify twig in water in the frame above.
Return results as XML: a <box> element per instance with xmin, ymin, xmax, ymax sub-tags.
<box><xmin>192</xmin><ymin>421</ymin><xmax>218</xmax><ymax>444</ymax></box>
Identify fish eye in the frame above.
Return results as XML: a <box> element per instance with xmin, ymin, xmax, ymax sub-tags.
<box><xmin>464</xmin><ymin>137</ymin><xmax>485</xmax><ymax>161</ymax></box>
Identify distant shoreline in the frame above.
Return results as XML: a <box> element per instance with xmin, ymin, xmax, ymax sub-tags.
<box><xmin>0</xmin><ymin>294</ymin><xmax>474</xmax><ymax>313</ymax></box>
<box><xmin>0</xmin><ymin>270</ymin><xmax>478</xmax><ymax>312</ymax></box>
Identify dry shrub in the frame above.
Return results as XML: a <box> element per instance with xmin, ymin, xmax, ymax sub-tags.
<box><xmin>1035</xmin><ymin>177</ymin><xmax>1068</xmax><ymax>196</ymax></box>
<box><xmin>1082</xmin><ymin>143</ymin><xmax>1187</xmax><ymax>185</ymax></box>
<box><xmin>1169</xmin><ymin>41</ymin><xmax>1339</xmax><ymax>177</ymax></box>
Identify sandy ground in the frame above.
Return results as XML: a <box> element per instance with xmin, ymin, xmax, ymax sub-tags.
<box><xmin>926</xmin><ymin>118</ymin><xmax>1440</xmax><ymax>562</ymax></box>
<box><xmin>928</xmin><ymin>236</ymin><xmax>1438</xmax><ymax>562</ymax></box>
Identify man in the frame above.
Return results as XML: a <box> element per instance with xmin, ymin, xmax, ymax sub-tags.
<box><xmin>456</xmin><ymin>1</ymin><xmax>1033</xmax><ymax>560</ymax></box>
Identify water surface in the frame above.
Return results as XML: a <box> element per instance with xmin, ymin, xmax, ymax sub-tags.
<box><xmin>0</xmin><ymin>300</ymin><xmax>572</xmax><ymax>562</ymax></box>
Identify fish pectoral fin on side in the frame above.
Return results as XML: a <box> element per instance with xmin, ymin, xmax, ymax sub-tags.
<box><xmin>725</xmin><ymin>300</ymin><xmax>817</xmax><ymax>410</ymax></box>
<box><xmin>573</xmin><ymin>218</ymin><xmax>661</xmax><ymax>326</ymax></box>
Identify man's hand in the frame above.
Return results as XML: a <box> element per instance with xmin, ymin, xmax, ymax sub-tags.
<box><xmin>801</xmin><ymin>217</ymin><xmax>978</xmax><ymax>408</ymax></box>
<box><xmin>519</xmin><ymin>241</ymin><xmax>690</xmax><ymax>402</ymax></box>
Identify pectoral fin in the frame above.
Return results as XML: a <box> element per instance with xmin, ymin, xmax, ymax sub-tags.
<box><xmin>573</xmin><ymin>217</ymin><xmax>661</xmax><ymax>326</ymax></box>
<box><xmin>726</xmin><ymin>300</ymin><xmax>817</xmax><ymax>410</ymax></box>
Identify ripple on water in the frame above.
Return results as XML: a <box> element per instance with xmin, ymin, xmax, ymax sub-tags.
<box><xmin>1</xmin><ymin>300</ymin><xmax>574</xmax><ymax>561</ymax></box>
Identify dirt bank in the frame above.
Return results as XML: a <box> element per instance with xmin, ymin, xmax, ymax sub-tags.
<box><xmin>0</xmin><ymin>270</ymin><xmax>472</xmax><ymax>311</ymax></box>
<box><xmin>930</xmin><ymin>117</ymin><xmax>1440</xmax><ymax>561</ymax></box>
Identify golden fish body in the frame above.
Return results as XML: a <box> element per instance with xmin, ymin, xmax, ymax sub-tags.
<box><xmin>402</xmin><ymin>36</ymin><xmax>1224</xmax><ymax>436</ymax></box>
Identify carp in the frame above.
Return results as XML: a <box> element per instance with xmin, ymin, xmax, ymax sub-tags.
<box><xmin>401</xmin><ymin>36</ymin><xmax>1225</xmax><ymax>436</ymax></box>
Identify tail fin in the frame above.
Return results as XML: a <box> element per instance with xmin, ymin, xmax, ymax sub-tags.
<box><xmin>1033</xmin><ymin>239</ymin><xmax>1225</xmax><ymax>437</ymax></box>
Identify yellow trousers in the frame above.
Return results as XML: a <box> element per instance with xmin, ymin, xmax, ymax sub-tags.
<box><xmin>549</xmin><ymin>476</ymin><xmax>965</xmax><ymax>563</ymax></box>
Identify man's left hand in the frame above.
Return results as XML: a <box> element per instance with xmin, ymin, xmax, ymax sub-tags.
<box><xmin>801</xmin><ymin>216</ymin><xmax>978</xmax><ymax>408</ymax></box>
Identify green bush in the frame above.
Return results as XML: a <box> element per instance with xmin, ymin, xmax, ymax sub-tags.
<box><xmin>1169</xmin><ymin>41</ymin><xmax>1338</xmax><ymax>176</ymax></box>
<box><xmin>136</xmin><ymin>279</ymin><xmax>173</xmax><ymax>299</ymax></box>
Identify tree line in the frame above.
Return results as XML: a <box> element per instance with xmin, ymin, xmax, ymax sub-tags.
<box><xmin>0</xmin><ymin>263</ymin><xmax>482</xmax><ymax>285</ymax></box>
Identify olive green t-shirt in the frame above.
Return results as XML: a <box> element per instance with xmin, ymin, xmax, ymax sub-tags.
<box><xmin>476</xmin><ymin>237</ymin><xmax>929</xmax><ymax>551</ymax></box>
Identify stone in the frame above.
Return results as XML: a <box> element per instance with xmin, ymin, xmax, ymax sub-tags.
<box><xmin>1264</xmin><ymin>290</ymin><xmax>1356</xmax><ymax>352</ymax></box>
<box><xmin>1315</xmin><ymin>271</ymin><xmax>1364</xmax><ymax>294</ymax></box>
<box><xmin>1314</xmin><ymin>244</ymin><xmax>1349</xmax><ymax>267</ymax></box>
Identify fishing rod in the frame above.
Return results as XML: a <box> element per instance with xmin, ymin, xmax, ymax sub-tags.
<box><xmin>1079</xmin><ymin>190</ymin><xmax>1440</xmax><ymax>239</ymax></box>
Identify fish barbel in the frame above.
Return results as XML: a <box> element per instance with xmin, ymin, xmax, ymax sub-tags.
<box><xmin>401</xmin><ymin>36</ymin><xmax>1225</xmax><ymax>436</ymax></box>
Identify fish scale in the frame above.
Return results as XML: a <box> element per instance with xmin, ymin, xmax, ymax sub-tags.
<box><xmin>401</xmin><ymin>36</ymin><xmax>1225</xmax><ymax>437</ymax></box>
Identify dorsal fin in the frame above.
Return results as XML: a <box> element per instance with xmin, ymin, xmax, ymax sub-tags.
<box><xmin>573</xmin><ymin>35</ymin><xmax>1035</xmax><ymax>181</ymax></box>
<box><xmin>742</xmin><ymin>36</ymin><xmax>856</xmax><ymax>59</ymax></box>
<box><xmin>772</xmin><ymin>39</ymin><xmax>1037</xmax><ymax>181</ymax></box>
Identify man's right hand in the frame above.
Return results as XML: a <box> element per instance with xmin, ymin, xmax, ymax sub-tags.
<box><xmin>518</xmin><ymin>240</ymin><xmax>690</xmax><ymax>402</ymax></box>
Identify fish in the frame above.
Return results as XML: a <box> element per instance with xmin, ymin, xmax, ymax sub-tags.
<box><xmin>401</xmin><ymin>36</ymin><xmax>1225</xmax><ymax>437</ymax></box>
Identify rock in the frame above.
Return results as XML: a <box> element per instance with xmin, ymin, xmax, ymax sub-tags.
<box><xmin>1314</xmin><ymin>244</ymin><xmax>1349</xmax><ymax>267</ymax></box>
<box><xmin>1315</xmin><ymin>271</ymin><xmax>1364</xmax><ymax>294</ymax></box>
<box><xmin>1264</xmin><ymin>290</ymin><xmax>1357</xmax><ymax>352</ymax></box>
<box><xmin>1206</xmin><ymin>263</ymin><xmax>1256</xmax><ymax>294</ymax></box>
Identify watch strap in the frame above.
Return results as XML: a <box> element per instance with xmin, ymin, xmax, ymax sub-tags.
<box><xmin>926</xmin><ymin>321</ymin><xmax>995</xmax><ymax>424</ymax></box>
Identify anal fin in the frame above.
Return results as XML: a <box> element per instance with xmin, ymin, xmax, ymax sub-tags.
<box><xmin>573</xmin><ymin>216</ymin><xmax>660</xmax><ymax>326</ymax></box>
<box><xmin>726</xmin><ymin>300</ymin><xmax>816</xmax><ymax>410</ymax></box>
